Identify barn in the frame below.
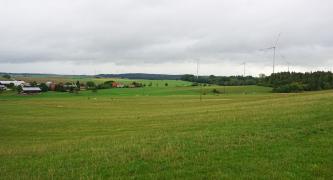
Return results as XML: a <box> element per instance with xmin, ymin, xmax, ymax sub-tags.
<box><xmin>21</xmin><ymin>87</ymin><xmax>42</xmax><ymax>94</ymax></box>
<box><xmin>112</xmin><ymin>82</ymin><xmax>125</xmax><ymax>88</ymax></box>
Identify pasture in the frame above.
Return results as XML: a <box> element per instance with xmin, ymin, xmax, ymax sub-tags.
<box><xmin>0</xmin><ymin>83</ymin><xmax>332</xmax><ymax>179</ymax></box>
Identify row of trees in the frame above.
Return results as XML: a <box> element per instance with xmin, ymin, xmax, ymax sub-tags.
<box><xmin>53</xmin><ymin>81</ymin><xmax>81</xmax><ymax>93</ymax></box>
<box><xmin>181</xmin><ymin>71</ymin><xmax>333</xmax><ymax>93</ymax></box>
<box><xmin>259</xmin><ymin>71</ymin><xmax>333</xmax><ymax>92</ymax></box>
<box><xmin>2</xmin><ymin>74</ymin><xmax>11</xmax><ymax>79</ymax></box>
<box><xmin>181</xmin><ymin>74</ymin><xmax>257</xmax><ymax>86</ymax></box>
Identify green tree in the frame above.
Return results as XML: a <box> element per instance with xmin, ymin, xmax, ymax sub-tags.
<box><xmin>30</xmin><ymin>81</ymin><xmax>38</xmax><ymax>87</ymax></box>
<box><xmin>76</xmin><ymin>81</ymin><xmax>81</xmax><ymax>90</ymax></box>
<box><xmin>55</xmin><ymin>83</ymin><xmax>66</xmax><ymax>92</ymax></box>
<box><xmin>16</xmin><ymin>86</ymin><xmax>22</xmax><ymax>93</ymax></box>
<box><xmin>262</xmin><ymin>71</ymin><xmax>333</xmax><ymax>93</ymax></box>
<box><xmin>86</xmin><ymin>81</ymin><xmax>96</xmax><ymax>89</ymax></box>
<box><xmin>39</xmin><ymin>83</ymin><xmax>48</xmax><ymax>92</ymax></box>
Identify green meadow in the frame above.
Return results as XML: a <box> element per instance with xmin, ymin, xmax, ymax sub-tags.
<box><xmin>0</xmin><ymin>82</ymin><xmax>332</xmax><ymax>179</ymax></box>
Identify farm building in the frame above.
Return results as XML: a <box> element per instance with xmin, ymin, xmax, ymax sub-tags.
<box><xmin>0</xmin><ymin>80</ymin><xmax>25</xmax><ymax>86</ymax></box>
<box><xmin>112</xmin><ymin>82</ymin><xmax>125</xmax><ymax>88</ymax></box>
<box><xmin>21</xmin><ymin>87</ymin><xmax>41</xmax><ymax>94</ymax></box>
<box><xmin>46</xmin><ymin>82</ymin><xmax>56</xmax><ymax>91</ymax></box>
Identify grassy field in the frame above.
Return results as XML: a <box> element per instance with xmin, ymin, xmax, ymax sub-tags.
<box><xmin>0</xmin><ymin>84</ymin><xmax>332</xmax><ymax>179</ymax></box>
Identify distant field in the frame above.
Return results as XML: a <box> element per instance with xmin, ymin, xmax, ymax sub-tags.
<box><xmin>0</xmin><ymin>85</ymin><xmax>332</xmax><ymax>179</ymax></box>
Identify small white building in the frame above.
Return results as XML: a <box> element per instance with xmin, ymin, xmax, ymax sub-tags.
<box><xmin>0</xmin><ymin>80</ymin><xmax>25</xmax><ymax>86</ymax></box>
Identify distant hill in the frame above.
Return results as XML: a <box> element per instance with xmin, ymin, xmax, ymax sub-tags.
<box><xmin>0</xmin><ymin>72</ymin><xmax>90</xmax><ymax>78</ymax></box>
<box><xmin>96</xmin><ymin>73</ymin><xmax>183</xmax><ymax>80</ymax></box>
<box><xmin>0</xmin><ymin>72</ymin><xmax>183</xmax><ymax>80</ymax></box>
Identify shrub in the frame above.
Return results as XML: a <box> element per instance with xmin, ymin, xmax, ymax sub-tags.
<box><xmin>212</xmin><ymin>89</ymin><xmax>220</xmax><ymax>94</ymax></box>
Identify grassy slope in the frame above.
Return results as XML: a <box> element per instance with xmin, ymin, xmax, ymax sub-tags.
<box><xmin>0</xmin><ymin>87</ymin><xmax>332</xmax><ymax>179</ymax></box>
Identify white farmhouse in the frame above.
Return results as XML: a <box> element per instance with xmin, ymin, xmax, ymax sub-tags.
<box><xmin>0</xmin><ymin>80</ymin><xmax>25</xmax><ymax>86</ymax></box>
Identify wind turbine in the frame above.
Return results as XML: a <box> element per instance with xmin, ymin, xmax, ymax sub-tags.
<box><xmin>196</xmin><ymin>59</ymin><xmax>200</xmax><ymax>79</ymax></box>
<box><xmin>242</xmin><ymin>62</ymin><xmax>246</xmax><ymax>77</ymax></box>
<box><xmin>196</xmin><ymin>58</ymin><xmax>202</xmax><ymax>102</ymax></box>
<box><xmin>260</xmin><ymin>33</ymin><xmax>281</xmax><ymax>74</ymax></box>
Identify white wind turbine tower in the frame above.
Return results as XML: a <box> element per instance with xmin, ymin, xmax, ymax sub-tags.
<box><xmin>196</xmin><ymin>58</ymin><xmax>203</xmax><ymax>101</ymax></box>
<box><xmin>260</xmin><ymin>33</ymin><xmax>281</xmax><ymax>74</ymax></box>
<box><xmin>242</xmin><ymin>62</ymin><xmax>246</xmax><ymax>77</ymax></box>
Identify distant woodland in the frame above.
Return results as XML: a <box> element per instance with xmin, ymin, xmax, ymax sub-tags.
<box><xmin>181</xmin><ymin>71</ymin><xmax>333</xmax><ymax>93</ymax></box>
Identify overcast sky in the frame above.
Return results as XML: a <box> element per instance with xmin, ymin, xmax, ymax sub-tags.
<box><xmin>0</xmin><ymin>0</ymin><xmax>332</xmax><ymax>76</ymax></box>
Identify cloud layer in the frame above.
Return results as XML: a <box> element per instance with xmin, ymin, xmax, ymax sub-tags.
<box><xmin>0</xmin><ymin>0</ymin><xmax>332</xmax><ymax>75</ymax></box>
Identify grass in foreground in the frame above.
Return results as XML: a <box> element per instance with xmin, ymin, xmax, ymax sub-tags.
<box><xmin>0</xmin><ymin>87</ymin><xmax>332</xmax><ymax>179</ymax></box>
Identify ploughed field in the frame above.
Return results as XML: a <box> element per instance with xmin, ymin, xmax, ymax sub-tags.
<box><xmin>0</xmin><ymin>85</ymin><xmax>332</xmax><ymax>179</ymax></box>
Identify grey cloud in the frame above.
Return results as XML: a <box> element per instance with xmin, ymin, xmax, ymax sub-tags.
<box><xmin>0</xmin><ymin>0</ymin><xmax>332</xmax><ymax>71</ymax></box>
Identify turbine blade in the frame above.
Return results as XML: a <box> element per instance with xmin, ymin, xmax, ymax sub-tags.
<box><xmin>274</xmin><ymin>33</ymin><xmax>281</xmax><ymax>47</ymax></box>
<box><xmin>259</xmin><ymin>47</ymin><xmax>275</xmax><ymax>51</ymax></box>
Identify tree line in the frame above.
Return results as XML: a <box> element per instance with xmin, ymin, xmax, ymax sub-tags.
<box><xmin>181</xmin><ymin>71</ymin><xmax>333</xmax><ymax>93</ymax></box>
<box><xmin>180</xmin><ymin>74</ymin><xmax>257</xmax><ymax>86</ymax></box>
<box><xmin>258</xmin><ymin>71</ymin><xmax>333</xmax><ymax>93</ymax></box>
